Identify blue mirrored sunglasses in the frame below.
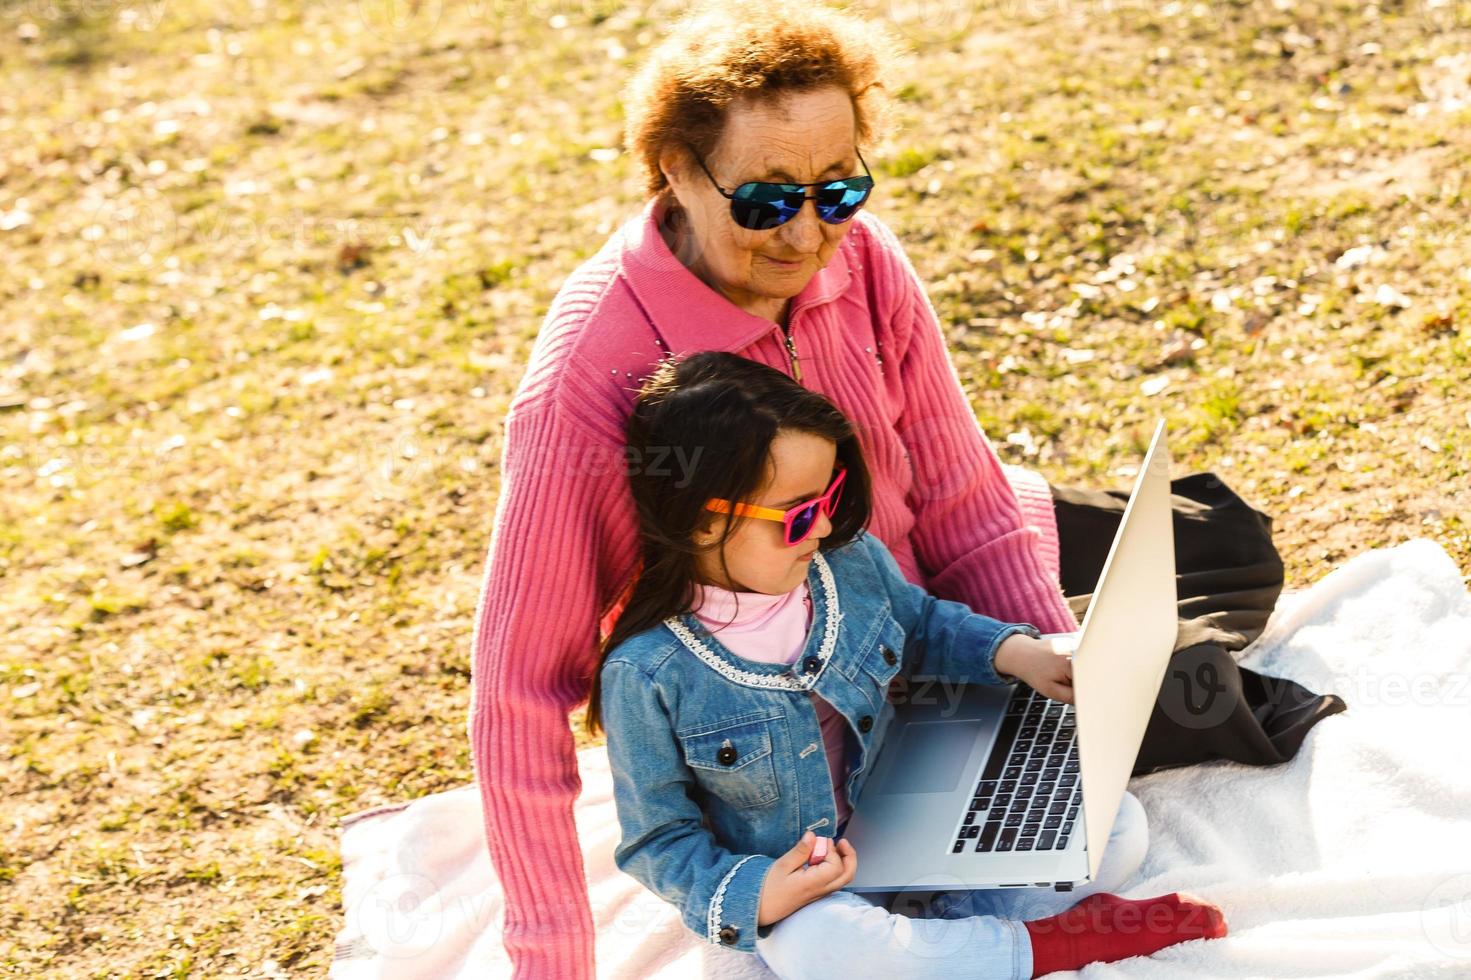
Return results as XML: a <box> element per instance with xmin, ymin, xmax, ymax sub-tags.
<box><xmin>689</xmin><ymin>147</ymin><xmax>876</xmax><ymax>231</ymax></box>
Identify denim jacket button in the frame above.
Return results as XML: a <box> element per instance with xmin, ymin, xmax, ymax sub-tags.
<box><xmin>803</xmin><ymin>655</ymin><xmax>820</xmax><ymax>674</ymax></box>
<box><xmin>719</xmin><ymin>925</ymin><xmax>739</xmax><ymax>945</ymax></box>
<box><xmin>858</xmin><ymin>715</ymin><xmax>873</xmax><ymax>733</ymax></box>
<box><xmin>717</xmin><ymin>745</ymin><xmax>738</xmax><ymax>765</ymax></box>
<box><xmin>881</xmin><ymin>646</ymin><xmax>897</xmax><ymax>666</ymax></box>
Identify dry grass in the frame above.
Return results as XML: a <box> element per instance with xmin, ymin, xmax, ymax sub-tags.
<box><xmin>2</xmin><ymin>0</ymin><xmax>1468</xmax><ymax>974</ymax></box>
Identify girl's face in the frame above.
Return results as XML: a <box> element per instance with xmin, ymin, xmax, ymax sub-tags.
<box><xmin>694</xmin><ymin>428</ymin><xmax>838</xmax><ymax>595</ymax></box>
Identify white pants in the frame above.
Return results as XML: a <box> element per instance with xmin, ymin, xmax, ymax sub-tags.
<box><xmin>755</xmin><ymin>791</ymin><xmax>1150</xmax><ymax>980</ymax></box>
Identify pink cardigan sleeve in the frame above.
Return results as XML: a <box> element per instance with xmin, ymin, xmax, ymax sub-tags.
<box><xmin>883</xmin><ymin>237</ymin><xmax>1079</xmax><ymax>635</ymax></box>
<box><xmin>468</xmin><ymin>388</ymin><xmax>637</xmax><ymax>980</ymax></box>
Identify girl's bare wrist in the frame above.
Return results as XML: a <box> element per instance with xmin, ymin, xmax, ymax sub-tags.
<box><xmin>993</xmin><ymin>633</ymin><xmax>1032</xmax><ymax>681</ymax></box>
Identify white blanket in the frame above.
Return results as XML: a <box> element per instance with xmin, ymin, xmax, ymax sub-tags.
<box><xmin>330</xmin><ymin>539</ymin><xmax>1471</xmax><ymax>978</ymax></box>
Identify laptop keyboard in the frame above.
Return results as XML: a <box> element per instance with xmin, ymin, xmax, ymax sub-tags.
<box><xmin>951</xmin><ymin>686</ymin><xmax>1081</xmax><ymax>855</ymax></box>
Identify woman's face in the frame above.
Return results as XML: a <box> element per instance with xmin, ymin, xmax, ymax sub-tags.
<box><xmin>694</xmin><ymin>429</ymin><xmax>838</xmax><ymax>595</ymax></box>
<box><xmin>659</xmin><ymin>85</ymin><xmax>864</xmax><ymax>321</ymax></box>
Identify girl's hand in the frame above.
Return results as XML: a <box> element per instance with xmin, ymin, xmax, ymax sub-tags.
<box><xmin>994</xmin><ymin>633</ymin><xmax>1075</xmax><ymax>703</ymax></box>
<box><xmin>756</xmin><ymin>831</ymin><xmax>857</xmax><ymax>927</ymax></box>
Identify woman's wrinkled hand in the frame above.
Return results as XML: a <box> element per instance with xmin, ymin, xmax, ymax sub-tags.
<box><xmin>756</xmin><ymin>831</ymin><xmax>857</xmax><ymax>927</ymax></box>
<box><xmin>994</xmin><ymin>633</ymin><xmax>1075</xmax><ymax>703</ymax></box>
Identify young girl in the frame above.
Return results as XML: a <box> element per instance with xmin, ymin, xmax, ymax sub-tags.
<box><xmin>588</xmin><ymin>352</ymin><xmax>1228</xmax><ymax>978</ymax></box>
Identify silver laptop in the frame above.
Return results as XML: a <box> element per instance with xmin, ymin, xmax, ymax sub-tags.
<box><xmin>842</xmin><ymin>419</ymin><xmax>1176</xmax><ymax>893</ymax></box>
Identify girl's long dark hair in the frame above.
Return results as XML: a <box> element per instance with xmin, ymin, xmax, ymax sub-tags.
<box><xmin>584</xmin><ymin>351</ymin><xmax>872</xmax><ymax>738</ymax></box>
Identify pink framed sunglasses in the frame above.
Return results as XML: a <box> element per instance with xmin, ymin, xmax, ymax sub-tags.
<box><xmin>704</xmin><ymin>467</ymin><xmax>847</xmax><ymax>547</ymax></box>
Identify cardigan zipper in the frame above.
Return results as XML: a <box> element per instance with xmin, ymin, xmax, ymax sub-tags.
<box><xmin>781</xmin><ymin>326</ymin><xmax>803</xmax><ymax>384</ymax></box>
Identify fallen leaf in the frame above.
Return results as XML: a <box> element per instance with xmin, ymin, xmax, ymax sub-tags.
<box><xmin>1420</xmin><ymin>309</ymin><xmax>1455</xmax><ymax>335</ymax></box>
<box><xmin>336</xmin><ymin>241</ymin><xmax>371</xmax><ymax>272</ymax></box>
<box><xmin>1334</xmin><ymin>244</ymin><xmax>1386</xmax><ymax>269</ymax></box>
<box><xmin>1006</xmin><ymin>428</ymin><xmax>1039</xmax><ymax>457</ymax></box>
<box><xmin>1155</xmin><ymin>333</ymin><xmax>1194</xmax><ymax>366</ymax></box>
<box><xmin>1371</xmin><ymin>284</ymin><xmax>1411</xmax><ymax>309</ymax></box>
<box><xmin>119</xmin><ymin>538</ymin><xmax>158</xmax><ymax>568</ymax></box>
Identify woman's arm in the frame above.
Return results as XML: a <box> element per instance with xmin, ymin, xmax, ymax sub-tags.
<box><xmin>867</xmin><ymin>217</ymin><xmax>1078</xmax><ymax>635</ymax></box>
<box><xmin>599</xmin><ymin>660</ymin><xmax>778</xmax><ymax>953</ymax></box>
<box><xmin>469</xmin><ymin>389</ymin><xmax>638</xmax><ymax>980</ymax></box>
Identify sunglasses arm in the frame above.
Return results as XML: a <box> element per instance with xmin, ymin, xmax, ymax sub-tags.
<box><xmin>704</xmin><ymin>498</ymin><xmax>788</xmax><ymax>521</ymax></box>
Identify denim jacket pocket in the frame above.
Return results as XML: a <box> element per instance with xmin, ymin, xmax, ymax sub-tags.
<box><xmin>678</xmin><ymin>715</ymin><xmax>781</xmax><ymax>810</ymax></box>
<box><xmin>858</xmin><ymin>617</ymin><xmax>906</xmax><ymax>696</ymax></box>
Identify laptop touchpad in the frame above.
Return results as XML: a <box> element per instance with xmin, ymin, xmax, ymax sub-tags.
<box><xmin>877</xmin><ymin>720</ymin><xmax>982</xmax><ymax>794</ymax></box>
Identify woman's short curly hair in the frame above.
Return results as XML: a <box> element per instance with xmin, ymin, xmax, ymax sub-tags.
<box><xmin>621</xmin><ymin>0</ymin><xmax>906</xmax><ymax>199</ymax></box>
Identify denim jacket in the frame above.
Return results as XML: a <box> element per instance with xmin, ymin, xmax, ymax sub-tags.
<box><xmin>599</xmin><ymin>528</ymin><xmax>1042</xmax><ymax>954</ymax></box>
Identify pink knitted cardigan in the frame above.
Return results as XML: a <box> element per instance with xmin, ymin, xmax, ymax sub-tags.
<box><xmin>469</xmin><ymin>192</ymin><xmax>1076</xmax><ymax>978</ymax></box>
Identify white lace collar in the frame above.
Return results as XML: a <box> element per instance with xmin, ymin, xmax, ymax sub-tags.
<box><xmin>665</xmin><ymin>551</ymin><xmax>843</xmax><ymax>690</ymax></box>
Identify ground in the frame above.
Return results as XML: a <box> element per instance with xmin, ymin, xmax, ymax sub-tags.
<box><xmin>1</xmin><ymin>0</ymin><xmax>1468</xmax><ymax>975</ymax></box>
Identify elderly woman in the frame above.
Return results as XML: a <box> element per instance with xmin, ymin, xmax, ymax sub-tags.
<box><xmin>468</xmin><ymin>2</ymin><xmax>1342</xmax><ymax>976</ymax></box>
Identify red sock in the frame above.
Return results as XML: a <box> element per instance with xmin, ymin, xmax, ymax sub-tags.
<box><xmin>1023</xmin><ymin>891</ymin><xmax>1227</xmax><ymax>977</ymax></box>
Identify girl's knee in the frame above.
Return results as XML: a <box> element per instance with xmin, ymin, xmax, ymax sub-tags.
<box><xmin>1112</xmin><ymin>788</ymin><xmax>1147</xmax><ymax>824</ymax></box>
<box><xmin>1114</xmin><ymin>791</ymin><xmax>1149</xmax><ymax>848</ymax></box>
<box><xmin>757</xmin><ymin>891</ymin><xmax>988</xmax><ymax>979</ymax></box>
<box><xmin>756</xmin><ymin>892</ymin><xmax>882</xmax><ymax>979</ymax></box>
<box><xmin>1099</xmin><ymin>791</ymin><xmax>1149</xmax><ymax>888</ymax></box>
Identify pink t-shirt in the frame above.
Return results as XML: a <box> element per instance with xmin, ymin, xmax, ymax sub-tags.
<box><xmin>691</xmin><ymin>579</ymin><xmax>854</xmax><ymax>828</ymax></box>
